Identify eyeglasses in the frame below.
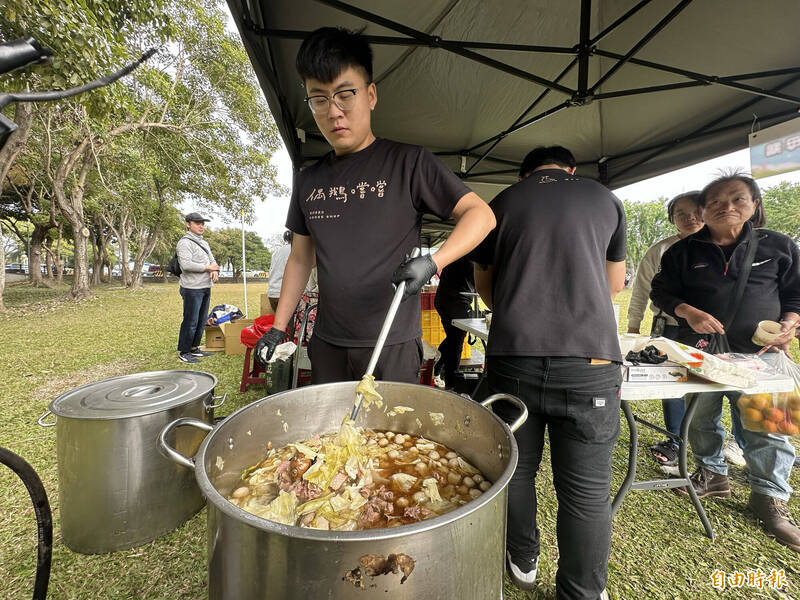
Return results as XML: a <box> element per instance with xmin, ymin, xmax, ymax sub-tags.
<box><xmin>304</xmin><ymin>86</ymin><xmax>367</xmax><ymax>115</ymax></box>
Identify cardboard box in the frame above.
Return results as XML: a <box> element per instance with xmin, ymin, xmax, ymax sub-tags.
<box><xmin>624</xmin><ymin>361</ymin><xmax>688</xmax><ymax>382</ymax></box>
<box><xmin>223</xmin><ymin>318</ymin><xmax>255</xmax><ymax>355</ymax></box>
<box><xmin>204</xmin><ymin>326</ymin><xmax>225</xmax><ymax>350</ymax></box>
<box><xmin>260</xmin><ymin>293</ymin><xmax>274</xmax><ymax>316</ymax></box>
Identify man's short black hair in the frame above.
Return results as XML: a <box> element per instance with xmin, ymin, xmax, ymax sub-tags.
<box><xmin>519</xmin><ymin>146</ymin><xmax>576</xmax><ymax>177</ymax></box>
<box><xmin>296</xmin><ymin>27</ymin><xmax>373</xmax><ymax>84</ymax></box>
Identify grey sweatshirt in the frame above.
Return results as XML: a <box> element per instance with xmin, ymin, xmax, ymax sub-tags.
<box><xmin>177</xmin><ymin>232</ymin><xmax>216</xmax><ymax>289</ymax></box>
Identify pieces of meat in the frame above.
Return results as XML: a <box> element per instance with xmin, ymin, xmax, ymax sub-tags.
<box><xmin>330</xmin><ymin>472</ymin><xmax>348</xmax><ymax>491</ymax></box>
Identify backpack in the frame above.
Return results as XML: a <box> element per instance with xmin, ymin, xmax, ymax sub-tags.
<box><xmin>168</xmin><ymin>236</ymin><xmax>211</xmax><ymax>276</ymax></box>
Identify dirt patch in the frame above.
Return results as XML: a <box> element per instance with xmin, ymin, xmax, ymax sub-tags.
<box><xmin>31</xmin><ymin>358</ymin><xmax>146</xmax><ymax>403</ymax></box>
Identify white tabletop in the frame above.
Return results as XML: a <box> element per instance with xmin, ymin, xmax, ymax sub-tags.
<box><xmin>450</xmin><ymin>319</ymin><xmax>795</xmax><ymax>400</ymax></box>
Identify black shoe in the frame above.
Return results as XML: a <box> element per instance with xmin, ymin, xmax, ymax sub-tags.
<box><xmin>179</xmin><ymin>352</ymin><xmax>200</xmax><ymax>364</ymax></box>
<box><xmin>505</xmin><ymin>551</ymin><xmax>538</xmax><ymax>591</ymax></box>
<box><xmin>190</xmin><ymin>348</ymin><xmax>212</xmax><ymax>357</ymax></box>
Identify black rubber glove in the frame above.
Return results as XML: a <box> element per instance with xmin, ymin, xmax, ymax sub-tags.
<box><xmin>254</xmin><ymin>327</ymin><xmax>288</xmax><ymax>367</ymax></box>
<box><xmin>391</xmin><ymin>254</ymin><xmax>438</xmax><ymax>300</ymax></box>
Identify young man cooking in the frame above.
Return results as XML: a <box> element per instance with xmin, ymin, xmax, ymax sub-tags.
<box><xmin>472</xmin><ymin>146</ymin><xmax>625</xmax><ymax>599</ymax></box>
<box><xmin>255</xmin><ymin>27</ymin><xmax>494</xmax><ymax>383</ymax></box>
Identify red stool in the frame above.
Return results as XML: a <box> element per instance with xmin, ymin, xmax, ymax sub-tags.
<box><xmin>240</xmin><ymin>346</ymin><xmax>266</xmax><ymax>392</ymax></box>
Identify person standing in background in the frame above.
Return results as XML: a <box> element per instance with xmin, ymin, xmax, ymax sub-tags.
<box><xmin>176</xmin><ymin>212</ymin><xmax>219</xmax><ymax>363</ymax></box>
<box><xmin>267</xmin><ymin>231</ymin><xmax>293</xmax><ymax>313</ymax></box>
<box><xmin>433</xmin><ymin>255</ymin><xmax>475</xmax><ymax>388</ymax></box>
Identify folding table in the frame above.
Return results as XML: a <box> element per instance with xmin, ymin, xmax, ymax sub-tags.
<box><xmin>451</xmin><ymin>318</ymin><xmax>795</xmax><ymax>539</ymax></box>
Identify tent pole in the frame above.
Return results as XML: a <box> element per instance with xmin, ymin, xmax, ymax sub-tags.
<box><xmin>589</xmin><ymin>0</ymin><xmax>657</xmax><ymax>46</ymax></box>
<box><xmin>608</xmin><ymin>108</ymin><xmax>799</xmax><ymax>185</ymax></box>
<box><xmin>312</xmin><ymin>0</ymin><xmax>576</xmax><ymax>96</ymax></box>
<box><xmin>577</xmin><ymin>0</ymin><xmax>592</xmax><ymax>95</ymax></box>
<box><xmin>589</xmin><ymin>0</ymin><xmax>694</xmax><ymax>94</ymax></box>
<box><xmin>241</xmin><ymin>210</ymin><xmax>248</xmax><ymax>319</ymax></box>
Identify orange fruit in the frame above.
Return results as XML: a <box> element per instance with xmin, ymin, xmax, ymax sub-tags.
<box><xmin>777</xmin><ymin>421</ymin><xmax>799</xmax><ymax>436</ymax></box>
<box><xmin>749</xmin><ymin>394</ymin><xmax>772</xmax><ymax>410</ymax></box>
<box><xmin>761</xmin><ymin>420</ymin><xmax>778</xmax><ymax>433</ymax></box>
<box><xmin>743</xmin><ymin>408</ymin><xmax>764</xmax><ymax>423</ymax></box>
<box><xmin>762</xmin><ymin>407</ymin><xmax>784</xmax><ymax>422</ymax></box>
<box><xmin>787</xmin><ymin>392</ymin><xmax>800</xmax><ymax>410</ymax></box>
<box><xmin>737</xmin><ymin>396</ymin><xmax>752</xmax><ymax>410</ymax></box>
<box><xmin>790</xmin><ymin>409</ymin><xmax>800</xmax><ymax>425</ymax></box>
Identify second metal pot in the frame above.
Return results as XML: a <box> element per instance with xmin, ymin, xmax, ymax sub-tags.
<box><xmin>39</xmin><ymin>370</ymin><xmax>224</xmax><ymax>554</ymax></box>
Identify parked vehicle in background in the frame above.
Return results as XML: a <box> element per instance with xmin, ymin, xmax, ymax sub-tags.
<box><xmin>141</xmin><ymin>264</ymin><xmax>162</xmax><ymax>277</ymax></box>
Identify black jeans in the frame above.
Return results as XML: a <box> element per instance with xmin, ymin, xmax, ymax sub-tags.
<box><xmin>488</xmin><ymin>356</ymin><xmax>621</xmax><ymax>600</ymax></box>
<box><xmin>178</xmin><ymin>286</ymin><xmax>211</xmax><ymax>353</ymax></box>
<box><xmin>434</xmin><ymin>299</ymin><xmax>471</xmax><ymax>387</ymax></box>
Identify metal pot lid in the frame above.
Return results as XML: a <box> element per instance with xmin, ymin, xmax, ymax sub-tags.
<box><xmin>49</xmin><ymin>370</ymin><xmax>217</xmax><ymax>420</ymax></box>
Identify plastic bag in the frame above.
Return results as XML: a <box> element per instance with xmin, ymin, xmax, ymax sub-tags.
<box><xmin>737</xmin><ymin>352</ymin><xmax>800</xmax><ymax>438</ymax></box>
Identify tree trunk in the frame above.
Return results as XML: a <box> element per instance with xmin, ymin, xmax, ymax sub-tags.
<box><xmin>28</xmin><ymin>224</ymin><xmax>49</xmax><ymax>287</ymax></box>
<box><xmin>54</xmin><ymin>224</ymin><xmax>63</xmax><ymax>284</ymax></box>
<box><xmin>69</xmin><ymin>219</ymin><xmax>92</xmax><ymax>300</ymax></box>
<box><xmin>0</xmin><ymin>221</ymin><xmax>6</xmax><ymax>311</ymax></box>
<box><xmin>0</xmin><ymin>103</ymin><xmax>34</xmax><ymax>191</ymax></box>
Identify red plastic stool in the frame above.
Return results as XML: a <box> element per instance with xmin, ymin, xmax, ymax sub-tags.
<box><xmin>240</xmin><ymin>347</ymin><xmax>266</xmax><ymax>392</ymax></box>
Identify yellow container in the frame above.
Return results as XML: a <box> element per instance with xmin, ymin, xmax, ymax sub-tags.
<box><xmin>461</xmin><ymin>339</ymin><xmax>471</xmax><ymax>359</ymax></box>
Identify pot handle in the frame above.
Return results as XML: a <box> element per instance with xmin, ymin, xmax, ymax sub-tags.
<box><xmin>480</xmin><ymin>393</ymin><xmax>528</xmax><ymax>433</ymax></box>
<box><xmin>37</xmin><ymin>410</ymin><xmax>57</xmax><ymax>427</ymax></box>
<box><xmin>158</xmin><ymin>417</ymin><xmax>214</xmax><ymax>470</ymax></box>
<box><xmin>205</xmin><ymin>392</ymin><xmax>227</xmax><ymax>412</ymax></box>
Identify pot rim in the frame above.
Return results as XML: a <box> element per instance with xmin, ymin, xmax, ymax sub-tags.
<box><xmin>195</xmin><ymin>381</ymin><xmax>519</xmax><ymax>542</ymax></box>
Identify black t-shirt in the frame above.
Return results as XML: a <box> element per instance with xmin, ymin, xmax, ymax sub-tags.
<box><xmin>435</xmin><ymin>255</ymin><xmax>475</xmax><ymax>309</ymax></box>
<box><xmin>286</xmin><ymin>138</ymin><xmax>470</xmax><ymax>346</ymax></box>
<box><xmin>472</xmin><ymin>169</ymin><xmax>626</xmax><ymax>361</ymax></box>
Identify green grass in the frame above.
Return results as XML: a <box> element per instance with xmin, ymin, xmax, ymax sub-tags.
<box><xmin>0</xmin><ymin>283</ymin><xmax>798</xmax><ymax>599</ymax></box>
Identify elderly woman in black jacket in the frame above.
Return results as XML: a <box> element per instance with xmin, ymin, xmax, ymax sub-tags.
<box><xmin>651</xmin><ymin>173</ymin><xmax>800</xmax><ymax>553</ymax></box>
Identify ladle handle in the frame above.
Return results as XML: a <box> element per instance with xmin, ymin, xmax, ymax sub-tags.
<box><xmin>351</xmin><ymin>247</ymin><xmax>422</xmax><ymax>421</ymax></box>
<box><xmin>481</xmin><ymin>393</ymin><xmax>528</xmax><ymax>433</ymax></box>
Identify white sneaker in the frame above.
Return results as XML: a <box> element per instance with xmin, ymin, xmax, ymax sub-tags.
<box><xmin>600</xmin><ymin>589</ymin><xmax>610</xmax><ymax>600</ymax></box>
<box><xmin>433</xmin><ymin>374</ymin><xmax>446</xmax><ymax>388</ymax></box>
<box><xmin>723</xmin><ymin>439</ymin><xmax>746</xmax><ymax>467</ymax></box>
<box><xmin>506</xmin><ymin>551</ymin><xmax>538</xmax><ymax>591</ymax></box>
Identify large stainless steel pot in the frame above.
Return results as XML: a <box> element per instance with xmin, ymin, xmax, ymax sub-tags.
<box><xmin>159</xmin><ymin>381</ymin><xmax>526</xmax><ymax>600</ymax></box>
<box><xmin>38</xmin><ymin>370</ymin><xmax>224</xmax><ymax>554</ymax></box>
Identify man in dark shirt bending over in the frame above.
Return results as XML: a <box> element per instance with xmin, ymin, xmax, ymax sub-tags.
<box><xmin>255</xmin><ymin>27</ymin><xmax>494</xmax><ymax>382</ymax></box>
<box><xmin>473</xmin><ymin>146</ymin><xmax>626</xmax><ymax>599</ymax></box>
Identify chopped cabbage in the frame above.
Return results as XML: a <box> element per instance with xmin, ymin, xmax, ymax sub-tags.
<box><xmin>387</xmin><ymin>405</ymin><xmax>414</xmax><ymax>416</ymax></box>
<box><xmin>290</xmin><ymin>442</ymin><xmax>319</xmax><ymax>459</ymax></box>
<box><xmin>250</xmin><ymin>490</ymin><xmax>297</xmax><ymax>525</ymax></box>
<box><xmin>429</xmin><ymin>412</ymin><xmax>445</xmax><ymax>426</ymax></box>
<box><xmin>391</xmin><ymin>473</ymin><xmax>418</xmax><ymax>491</ymax></box>
<box><xmin>456</xmin><ymin>457</ymin><xmax>479</xmax><ymax>474</ymax></box>
<box><xmin>355</xmin><ymin>374</ymin><xmax>383</xmax><ymax>410</ymax></box>
<box><xmin>422</xmin><ymin>478</ymin><xmax>443</xmax><ymax>504</ymax></box>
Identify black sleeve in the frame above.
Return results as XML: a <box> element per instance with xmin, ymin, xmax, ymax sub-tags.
<box><xmin>410</xmin><ymin>147</ymin><xmax>471</xmax><ymax>219</ymax></box>
<box><xmin>285</xmin><ymin>171</ymin><xmax>309</xmax><ymax>235</ymax></box>
<box><xmin>606</xmin><ymin>195</ymin><xmax>626</xmax><ymax>262</ymax></box>
<box><xmin>778</xmin><ymin>235</ymin><xmax>800</xmax><ymax>315</ymax></box>
<box><xmin>650</xmin><ymin>245</ymin><xmax>686</xmax><ymax>318</ymax></box>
